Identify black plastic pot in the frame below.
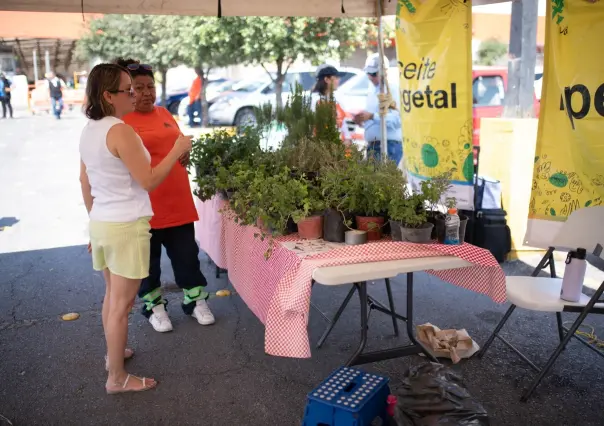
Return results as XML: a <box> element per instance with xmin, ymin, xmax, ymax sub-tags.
<box><xmin>286</xmin><ymin>217</ymin><xmax>298</xmax><ymax>234</ymax></box>
<box><xmin>323</xmin><ymin>208</ymin><xmax>348</xmax><ymax>243</ymax></box>
<box><xmin>427</xmin><ymin>213</ymin><xmax>440</xmax><ymax>240</ymax></box>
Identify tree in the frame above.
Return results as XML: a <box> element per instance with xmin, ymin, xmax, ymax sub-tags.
<box><xmin>77</xmin><ymin>15</ymin><xmax>185</xmax><ymax>106</ymax></box>
<box><xmin>475</xmin><ymin>39</ymin><xmax>508</xmax><ymax>66</ymax></box>
<box><xmin>177</xmin><ymin>17</ymin><xmax>244</xmax><ymax>126</ymax></box>
<box><xmin>238</xmin><ymin>17</ymin><xmax>369</xmax><ymax>109</ymax></box>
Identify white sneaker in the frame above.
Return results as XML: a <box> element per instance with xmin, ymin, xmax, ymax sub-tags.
<box><xmin>148</xmin><ymin>304</ymin><xmax>173</xmax><ymax>333</ymax></box>
<box><xmin>192</xmin><ymin>299</ymin><xmax>215</xmax><ymax>325</ymax></box>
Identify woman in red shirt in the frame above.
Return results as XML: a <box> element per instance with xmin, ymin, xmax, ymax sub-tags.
<box><xmin>117</xmin><ymin>58</ymin><xmax>214</xmax><ymax>333</ymax></box>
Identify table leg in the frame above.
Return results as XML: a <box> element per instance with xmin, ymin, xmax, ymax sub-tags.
<box><xmin>385</xmin><ymin>278</ymin><xmax>400</xmax><ymax>337</ymax></box>
<box><xmin>346</xmin><ymin>273</ymin><xmax>438</xmax><ymax>366</ymax></box>
<box><xmin>345</xmin><ymin>283</ymin><xmax>369</xmax><ymax>366</ymax></box>
<box><xmin>316</xmin><ymin>285</ymin><xmax>357</xmax><ymax>349</ymax></box>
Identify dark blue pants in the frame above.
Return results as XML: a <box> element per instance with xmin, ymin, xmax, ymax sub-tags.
<box><xmin>188</xmin><ymin>100</ymin><xmax>201</xmax><ymax>127</ymax></box>
<box><xmin>51</xmin><ymin>97</ymin><xmax>63</xmax><ymax>119</ymax></box>
<box><xmin>367</xmin><ymin>140</ymin><xmax>403</xmax><ymax>167</ymax></box>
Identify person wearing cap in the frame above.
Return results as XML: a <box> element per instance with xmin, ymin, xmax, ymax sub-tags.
<box><xmin>353</xmin><ymin>54</ymin><xmax>402</xmax><ymax>166</ymax></box>
<box><xmin>313</xmin><ymin>64</ymin><xmax>351</xmax><ymax>142</ymax></box>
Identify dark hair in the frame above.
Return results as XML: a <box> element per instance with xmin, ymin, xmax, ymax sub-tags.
<box><xmin>313</xmin><ymin>78</ymin><xmax>330</xmax><ymax>96</ymax></box>
<box><xmin>114</xmin><ymin>57</ymin><xmax>154</xmax><ymax>80</ymax></box>
<box><xmin>85</xmin><ymin>63</ymin><xmax>129</xmax><ymax>120</ymax></box>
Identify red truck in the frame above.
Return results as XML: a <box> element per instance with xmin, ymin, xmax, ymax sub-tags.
<box><xmin>472</xmin><ymin>66</ymin><xmax>541</xmax><ymax>147</ymax></box>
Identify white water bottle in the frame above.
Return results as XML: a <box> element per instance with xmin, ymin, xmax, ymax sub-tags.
<box><xmin>560</xmin><ymin>248</ymin><xmax>587</xmax><ymax>303</ymax></box>
<box><xmin>443</xmin><ymin>208</ymin><xmax>460</xmax><ymax>245</ymax></box>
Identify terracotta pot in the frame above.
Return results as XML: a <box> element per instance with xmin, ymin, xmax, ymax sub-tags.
<box><xmin>355</xmin><ymin>216</ymin><xmax>385</xmax><ymax>241</ymax></box>
<box><xmin>297</xmin><ymin>215</ymin><xmax>324</xmax><ymax>240</ymax></box>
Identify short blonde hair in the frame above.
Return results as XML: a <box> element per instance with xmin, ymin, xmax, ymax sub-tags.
<box><xmin>84</xmin><ymin>63</ymin><xmax>129</xmax><ymax>120</ymax></box>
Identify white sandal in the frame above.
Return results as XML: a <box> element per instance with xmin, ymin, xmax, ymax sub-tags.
<box><xmin>106</xmin><ymin>374</ymin><xmax>157</xmax><ymax>395</ymax></box>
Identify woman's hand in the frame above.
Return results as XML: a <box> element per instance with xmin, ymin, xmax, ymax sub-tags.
<box><xmin>174</xmin><ymin>135</ymin><xmax>193</xmax><ymax>157</ymax></box>
<box><xmin>179</xmin><ymin>152</ymin><xmax>190</xmax><ymax>167</ymax></box>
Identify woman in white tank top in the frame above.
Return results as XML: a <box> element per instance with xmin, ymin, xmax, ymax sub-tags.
<box><xmin>79</xmin><ymin>63</ymin><xmax>192</xmax><ymax>394</ymax></box>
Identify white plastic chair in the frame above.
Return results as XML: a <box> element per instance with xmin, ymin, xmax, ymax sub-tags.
<box><xmin>478</xmin><ymin>206</ymin><xmax>604</xmax><ymax>401</ymax></box>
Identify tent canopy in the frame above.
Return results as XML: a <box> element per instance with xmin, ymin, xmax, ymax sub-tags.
<box><xmin>1</xmin><ymin>0</ymin><xmax>503</xmax><ymax>17</ymax></box>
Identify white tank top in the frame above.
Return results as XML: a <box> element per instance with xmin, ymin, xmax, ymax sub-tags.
<box><xmin>79</xmin><ymin>116</ymin><xmax>153</xmax><ymax>222</ymax></box>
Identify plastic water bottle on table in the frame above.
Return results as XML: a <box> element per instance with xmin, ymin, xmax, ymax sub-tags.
<box><xmin>443</xmin><ymin>208</ymin><xmax>460</xmax><ymax>245</ymax></box>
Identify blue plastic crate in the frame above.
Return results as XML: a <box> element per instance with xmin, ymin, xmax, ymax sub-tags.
<box><xmin>302</xmin><ymin>367</ymin><xmax>391</xmax><ymax>426</ymax></box>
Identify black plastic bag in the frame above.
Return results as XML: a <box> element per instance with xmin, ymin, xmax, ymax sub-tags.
<box><xmin>391</xmin><ymin>363</ymin><xmax>489</xmax><ymax>426</ymax></box>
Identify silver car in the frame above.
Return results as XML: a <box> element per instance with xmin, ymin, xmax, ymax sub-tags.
<box><xmin>208</xmin><ymin>67</ymin><xmax>362</xmax><ymax>128</ymax></box>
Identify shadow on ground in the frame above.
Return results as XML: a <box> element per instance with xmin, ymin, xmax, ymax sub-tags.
<box><xmin>1</xmin><ymin>248</ymin><xmax>603</xmax><ymax>426</ymax></box>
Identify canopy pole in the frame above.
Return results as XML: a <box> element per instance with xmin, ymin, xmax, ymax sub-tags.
<box><xmin>377</xmin><ymin>0</ymin><xmax>388</xmax><ymax>161</ymax></box>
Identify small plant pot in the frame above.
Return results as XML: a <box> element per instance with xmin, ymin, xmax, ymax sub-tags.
<box><xmin>345</xmin><ymin>230</ymin><xmax>368</xmax><ymax>245</ymax></box>
<box><xmin>356</xmin><ymin>216</ymin><xmax>385</xmax><ymax>241</ymax></box>
<box><xmin>401</xmin><ymin>222</ymin><xmax>434</xmax><ymax>243</ymax></box>
<box><xmin>390</xmin><ymin>219</ymin><xmax>403</xmax><ymax>241</ymax></box>
<box><xmin>286</xmin><ymin>217</ymin><xmax>298</xmax><ymax>234</ymax></box>
<box><xmin>426</xmin><ymin>214</ymin><xmax>440</xmax><ymax>239</ymax></box>
<box><xmin>435</xmin><ymin>214</ymin><xmax>468</xmax><ymax>244</ymax></box>
<box><xmin>297</xmin><ymin>215</ymin><xmax>323</xmax><ymax>240</ymax></box>
<box><xmin>324</xmin><ymin>208</ymin><xmax>347</xmax><ymax>243</ymax></box>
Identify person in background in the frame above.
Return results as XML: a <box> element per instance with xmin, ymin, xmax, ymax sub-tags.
<box><xmin>46</xmin><ymin>71</ymin><xmax>64</xmax><ymax>119</ymax></box>
<box><xmin>312</xmin><ymin>64</ymin><xmax>352</xmax><ymax>142</ymax></box>
<box><xmin>353</xmin><ymin>54</ymin><xmax>402</xmax><ymax>167</ymax></box>
<box><xmin>187</xmin><ymin>68</ymin><xmax>203</xmax><ymax>127</ymax></box>
<box><xmin>79</xmin><ymin>63</ymin><xmax>192</xmax><ymax>393</ymax></box>
<box><xmin>0</xmin><ymin>73</ymin><xmax>13</xmax><ymax>119</ymax></box>
<box><xmin>116</xmin><ymin>58</ymin><xmax>214</xmax><ymax>333</ymax></box>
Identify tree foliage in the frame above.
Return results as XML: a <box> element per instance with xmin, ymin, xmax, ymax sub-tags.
<box><xmin>77</xmin><ymin>15</ymin><xmax>242</xmax><ymax>111</ymax></box>
<box><xmin>238</xmin><ymin>17</ymin><xmax>369</xmax><ymax>108</ymax></box>
<box><xmin>475</xmin><ymin>39</ymin><xmax>508</xmax><ymax>66</ymax></box>
<box><xmin>77</xmin><ymin>15</ymin><xmax>184</xmax><ymax>105</ymax></box>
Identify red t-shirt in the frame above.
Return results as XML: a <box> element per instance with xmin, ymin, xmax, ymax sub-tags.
<box><xmin>122</xmin><ymin>107</ymin><xmax>198</xmax><ymax>229</ymax></box>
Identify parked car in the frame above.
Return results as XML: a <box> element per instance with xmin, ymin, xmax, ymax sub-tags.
<box><xmin>208</xmin><ymin>67</ymin><xmax>362</xmax><ymax>127</ymax></box>
<box><xmin>179</xmin><ymin>78</ymin><xmax>263</xmax><ymax>125</ymax></box>
<box><xmin>160</xmin><ymin>78</ymin><xmax>233</xmax><ymax>116</ymax></box>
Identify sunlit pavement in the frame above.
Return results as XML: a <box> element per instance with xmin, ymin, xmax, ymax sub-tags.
<box><xmin>0</xmin><ymin>111</ymin><xmax>603</xmax><ymax>426</ymax></box>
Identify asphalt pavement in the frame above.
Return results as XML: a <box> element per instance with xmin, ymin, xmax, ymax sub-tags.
<box><xmin>1</xmin><ymin>110</ymin><xmax>603</xmax><ymax>426</ymax></box>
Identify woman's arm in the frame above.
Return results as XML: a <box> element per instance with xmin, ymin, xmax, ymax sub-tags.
<box><xmin>107</xmin><ymin>124</ymin><xmax>191</xmax><ymax>192</ymax></box>
<box><xmin>79</xmin><ymin>160</ymin><xmax>94</xmax><ymax>215</ymax></box>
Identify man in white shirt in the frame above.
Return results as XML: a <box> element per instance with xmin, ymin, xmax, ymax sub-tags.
<box><xmin>353</xmin><ymin>54</ymin><xmax>403</xmax><ymax>166</ymax></box>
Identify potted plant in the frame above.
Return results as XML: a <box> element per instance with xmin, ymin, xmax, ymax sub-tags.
<box><xmin>190</xmin><ymin>129</ymin><xmax>261</xmax><ymax>201</ymax></box>
<box><xmin>420</xmin><ymin>171</ymin><xmax>453</xmax><ymax>239</ymax></box>
<box><xmin>347</xmin><ymin>159</ymin><xmax>406</xmax><ymax>241</ymax></box>
<box><xmin>391</xmin><ymin>191</ymin><xmax>433</xmax><ymax>243</ymax></box>
<box><xmin>292</xmin><ymin>184</ymin><xmax>326</xmax><ymax>240</ymax></box>
<box><xmin>319</xmin><ymin>158</ymin><xmax>358</xmax><ymax>242</ymax></box>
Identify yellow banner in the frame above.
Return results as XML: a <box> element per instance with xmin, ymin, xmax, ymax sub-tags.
<box><xmin>526</xmin><ymin>0</ymin><xmax>604</xmax><ymax>246</ymax></box>
<box><xmin>395</xmin><ymin>0</ymin><xmax>473</xmax><ymax>209</ymax></box>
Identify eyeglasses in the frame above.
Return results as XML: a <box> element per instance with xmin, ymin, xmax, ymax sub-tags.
<box><xmin>110</xmin><ymin>89</ymin><xmax>135</xmax><ymax>97</ymax></box>
<box><xmin>367</xmin><ymin>72</ymin><xmax>378</xmax><ymax>78</ymax></box>
<box><xmin>126</xmin><ymin>64</ymin><xmax>153</xmax><ymax>72</ymax></box>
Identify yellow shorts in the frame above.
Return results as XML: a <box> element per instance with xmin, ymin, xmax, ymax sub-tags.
<box><xmin>89</xmin><ymin>217</ymin><xmax>152</xmax><ymax>280</ymax></box>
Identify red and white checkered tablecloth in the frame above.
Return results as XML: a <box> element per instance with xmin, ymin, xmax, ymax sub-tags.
<box><xmin>195</xmin><ymin>197</ymin><xmax>507</xmax><ymax>358</ymax></box>
<box><xmin>194</xmin><ymin>195</ymin><xmax>228</xmax><ymax>269</ymax></box>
